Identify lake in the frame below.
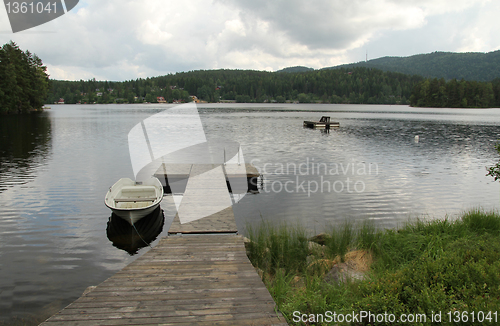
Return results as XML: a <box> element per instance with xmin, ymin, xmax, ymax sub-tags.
<box><xmin>1</xmin><ymin>103</ymin><xmax>500</xmax><ymax>324</ymax></box>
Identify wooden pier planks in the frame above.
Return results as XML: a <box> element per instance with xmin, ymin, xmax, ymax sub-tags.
<box><xmin>168</xmin><ymin>206</ymin><xmax>238</xmax><ymax>234</ymax></box>
<box><xmin>155</xmin><ymin>163</ymin><xmax>260</xmax><ymax>179</ymax></box>
<box><xmin>40</xmin><ymin>234</ymin><xmax>286</xmax><ymax>326</ymax></box>
<box><xmin>303</xmin><ymin>121</ymin><xmax>340</xmax><ymax>129</ymax></box>
<box><xmin>175</xmin><ymin>164</ymin><xmax>233</xmax><ymax>225</ymax></box>
<box><xmin>165</xmin><ymin>163</ymin><xmax>258</xmax><ymax>234</ymax></box>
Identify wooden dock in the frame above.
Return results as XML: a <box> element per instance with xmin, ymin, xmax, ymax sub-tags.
<box><xmin>169</xmin><ymin>206</ymin><xmax>238</xmax><ymax>234</ymax></box>
<box><xmin>303</xmin><ymin>116</ymin><xmax>339</xmax><ymax>129</ymax></box>
<box><xmin>154</xmin><ymin>163</ymin><xmax>260</xmax><ymax>195</ymax></box>
<box><xmin>40</xmin><ymin>164</ymin><xmax>287</xmax><ymax>325</ymax></box>
<box><xmin>174</xmin><ymin>164</ymin><xmax>233</xmax><ymax>225</ymax></box>
<box><xmin>40</xmin><ymin>234</ymin><xmax>285</xmax><ymax>325</ymax></box>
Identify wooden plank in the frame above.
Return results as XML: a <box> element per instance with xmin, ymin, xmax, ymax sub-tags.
<box><xmin>155</xmin><ymin>163</ymin><xmax>193</xmax><ymax>177</ymax></box>
<box><xmin>39</xmin><ymin>235</ymin><xmax>283</xmax><ymax>326</ymax></box>
<box><xmin>114</xmin><ymin>197</ymin><xmax>157</xmax><ymax>203</ymax></box>
<box><xmin>155</xmin><ymin>163</ymin><xmax>260</xmax><ymax>179</ymax></box>
<box><xmin>41</xmin><ymin>313</ymin><xmax>287</xmax><ymax>326</ymax></box>
<box><xmin>161</xmin><ymin>163</ymin><xmax>258</xmax><ymax>234</ymax></box>
<box><xmin>118</xmin><ymin>262</ymin><xmax>256</xmax><ymax>271</ymax></box>
<box><xmin>303</xmin><ymin>120</ymin><xmax>340</xmax><ymax>129</ymax></box>
<box><xmin>49</xmin><ymin>303</ymin><xmax>278</xmax><ymax>319</ymax></box>
<box><xmin>71</xmin><ymin>290</ymin><xmax>274</xmax><ymax>304</ymax></box>
<box><xmin>64</xmin><ymin>299</ymin><xmax>275</xmax><ymax>310</ymax></box>
<box><xmin>225</xmin><ymin>163</ymin><xmax>259</xmax><ymax>178</ymax></box>
<box><xmin>42</xmin><ymin>311</ymin><xmax>283</xmax><ymax>324</ymax></box>
<box><xmin>168</xmin><ymin>206</ymin><xmax>237</xmax><ymax>234</ymax></box>
<box><xmin>171</xmin><ymin>165</ymin><xmax>233</xmax><ymax>226</ymax></box>
<box><xmin>111</xmin><ymin>266</ymin><xmax>255</xmax><ymax>275</ymax></box>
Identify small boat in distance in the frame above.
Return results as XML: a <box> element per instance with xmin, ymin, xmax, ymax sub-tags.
<box><xmin>105</xmin><ymin>177</ymin><xmax>164</xmax><ymax>225</ymax></box>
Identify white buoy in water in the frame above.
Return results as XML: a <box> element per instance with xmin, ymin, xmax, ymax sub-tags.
<box><xmin>414</xmin><ymin>135</ymin><xmax>419</xmax><ymax>143</ymax></box>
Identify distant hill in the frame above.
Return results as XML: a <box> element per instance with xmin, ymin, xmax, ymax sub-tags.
<box><xmin>276</xmin><ymin>66</ymin><xmax>314</xmax><ymax>73</ymax></box>
<box><xmin>324</xmin><ymin>51</ymin><xmax>500</xmax><ymax>82</ymax></box>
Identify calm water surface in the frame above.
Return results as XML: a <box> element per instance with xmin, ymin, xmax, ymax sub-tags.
<box><xmin>1</xmin><ymin>104</ymin><xmax>500</xmax><ymax>324</ymax></box>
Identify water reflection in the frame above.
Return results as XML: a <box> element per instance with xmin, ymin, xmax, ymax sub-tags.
<box><xmin>1</xmin><ymin>104</ymin><xmax>500</xmax><ymax>325</ymax></box>
<box><xmin>106</xmin><ymin>207</ymin><xmax>165</xmax><ymax>255</ymax></box>
<box><xmin>0</xmin><ymin>113</ymin><xmax>52</xmax><ymax>192</ymax></box>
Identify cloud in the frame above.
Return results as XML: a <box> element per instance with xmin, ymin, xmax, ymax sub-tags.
<box><xmin>0</xmin><ymin>0</ymin><xmax>497</xmax><ymax>80</ymax></box>
<box><xmin>351</xmin><ymin>0</ymin><xmax>500</xmax><ymax>60</ymax></box>
<box><xmin>455</xmin><ymin>1</ymin><xmax>500</xmax><ymax>52</ymax></box>
<box><xmin>218</xmin><ymin>0</ymin><xmax>488</xmax><ymax>51</ymax></box>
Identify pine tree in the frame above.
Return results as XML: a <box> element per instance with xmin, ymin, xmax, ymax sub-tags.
<box><xmin>0</xmin><ymin>41</ymin><xmax>49</xmax><ymax>114</ymax></box>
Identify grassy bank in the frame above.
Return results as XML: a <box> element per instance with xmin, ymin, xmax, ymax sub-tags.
<box><xmin>245</xmin><ymin>209</ymin><xmax>500</xmax><ymax>325</ymax></box>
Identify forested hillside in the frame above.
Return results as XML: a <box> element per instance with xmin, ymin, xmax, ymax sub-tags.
<box><xmin>0</xmin><ymin>41</ymin><xmax>50</xmax><ymax>114</ymax></box>
<box><xmin>47</xmin><ymin>67</ymin><xmax>423</xmax><ymax>105</ymax></box>
<box><xmin>328</xmin><ymin>50</ymin><xmax>500</xmax><ymax>82</ymax></box>
<box><xmin>410</xmin><ymin>78</ymin><xmax>500</xmax><ymax>108</ymax></box>
<box><xmin>276</xmin><ymin>66</ymin><xmax>314</xmax><ymax>73</ymax></box>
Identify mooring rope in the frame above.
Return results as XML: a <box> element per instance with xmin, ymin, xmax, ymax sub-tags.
<box><xmin>130</xmin><ymin>216</ymin><xmax>153</xmax><ymax>249</ymax></box>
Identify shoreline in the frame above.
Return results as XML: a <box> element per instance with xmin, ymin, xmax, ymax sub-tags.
<box><xmin>45</xmin><ymin>102</ymin><xmax>500</xmax><ymax>109</ymax></box>
<box><xmin>244</xmin><ymin>208</ymin><xmax>500</xmax><ymax>325</ymax></box>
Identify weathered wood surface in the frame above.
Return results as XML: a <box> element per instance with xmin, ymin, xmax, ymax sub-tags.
<box><xmin>169</xmin><ymin>206</ymin><xmax>238</xmax><ymax>234</ymax></box>
<box><xmin>303</xmin><ymin>121</ymin><xmax>340</xmax><ymax>129</ymax></box>
<box><xmin>40</xmin><ymin>234</ymin><xmax>286</xmax><ymax>326</ymax></box>
<box><xmin>155</xmin><ymin>163</ymin><xmax>260</xmax><ymax>179</ymax></box>
<box><xmin>167</xmin><ymin>163</ymin><xmax>240</xmax><ymax>233</ymax></box>
<box><xmin>174</xmin><ymin>165</ymin><xmax>233</xmax><ymax>225</ymax></box>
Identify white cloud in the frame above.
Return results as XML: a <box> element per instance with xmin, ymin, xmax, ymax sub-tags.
<box><xmin>138</xmin><ymin>20</ymin><xmax>173</xmax><ymax>45</ymax></box>
<box><xmin>0</xmin><ymin>0</ymin><xmax>497</xmax><ymax>80</ymax></box>
<box><xmin>455</xmin><ymin>1</ymin><xmax>500</xmax><ymax>52</ymax></box>
<box><xmin>224</xmin><ymin>19</ymin><xmax>246</xmax><ymax>36</ymax></box>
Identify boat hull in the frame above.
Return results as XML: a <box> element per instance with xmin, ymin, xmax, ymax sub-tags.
<box><xmin>107</xmin><ymin>206</ymin><xmax>165</xmax><ymax>254</ymax></box>
<box><xmin>109</xmin><ymin>203</ymin><xmax>161</xmax><ymax>225</ymax></box>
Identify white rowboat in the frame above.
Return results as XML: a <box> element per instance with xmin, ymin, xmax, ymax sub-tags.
<box><xmin>105</xmin><ymin>177</ymin><xmax>164</xmax><ymax>225</ymax></box>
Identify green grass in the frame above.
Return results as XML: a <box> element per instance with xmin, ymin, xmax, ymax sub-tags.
<box><xmin>246</xmin><ymin>221</ymin><xmax>310</xmax><ymax>276</ymax></box>
<box><xmin>245</xmin><ymin>209</ymin><xmax>500</xmax><ymax>325</ymax></box>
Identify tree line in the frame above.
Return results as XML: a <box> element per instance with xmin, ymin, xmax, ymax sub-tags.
<box><xmin>410</xmin><ymin>78</ymin><xmax>500</xmax><ymax>108</ymax></box>
<box><xmin>47</xmin><ymin>67</ymin><xmax>424</xmax><ymax>105</ymax></box>
<box><xmin>0</xmin><ymin>41</ymin><xmax>50</xmax><ymax>114</ymax></box>
<box><xmin>3</xmin><ymin>41</ymin><xmax>500</xmax><ymax>111</ymax></box>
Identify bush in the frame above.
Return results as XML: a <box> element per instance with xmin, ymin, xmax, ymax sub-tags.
<box><xmin>235</xmin><ymin>94</ymin><xmax>252</xmax><ymax>103</ymax></box>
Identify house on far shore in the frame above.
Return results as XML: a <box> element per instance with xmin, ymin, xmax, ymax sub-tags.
<box><xmin>56</xmin><ymin>98</ymin><xmax>65</xmax><ymax>104</ymax></box>
<box><xmin>157</xmin><ymin>96</ymin><xmax>167</xmax><ymax>103</ymax></box>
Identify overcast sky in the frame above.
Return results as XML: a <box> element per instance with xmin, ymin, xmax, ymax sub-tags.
<box><xmin>1</xmin><ymin>0</ymin><xmax>499</xmax><ymax>81</ymax></box>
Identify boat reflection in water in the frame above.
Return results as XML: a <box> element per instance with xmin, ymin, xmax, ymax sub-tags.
<box><xmin>106</xmin><ymin>206</ymin><xmax>165</xmax><ymax>255</ymax></box>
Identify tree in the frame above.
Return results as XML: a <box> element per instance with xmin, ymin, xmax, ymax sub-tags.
<box><xmin>276</xmin><ymin>95</ymin><xmax>285</xmax><ymax>103</ymax></box>
<box><xmin>410</xmin><ymin>77</ymin><xmax>500</xmax><ymax>108</ymax></box>
<box><xmin>297</xmin><ymin>93</ymin><xmax>309</xmax><ymax>103</ymax></box>
<box><xmin>0</xmin><ymin>41</ymin><xmax>49</xmax><ymax>114</ymax></box>
<box><xmin>197</xmin><ymin>85</ymin><xmax>211</xmax><ymax>102</ymax></box>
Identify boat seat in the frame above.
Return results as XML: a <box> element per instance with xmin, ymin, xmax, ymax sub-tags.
<box><xmin>114</xmin><ymin>197</ymin><xmax>157</xmax><ymax>203</ymax></box>
<box><xmin>120</xmin><ymin>186</ymin><xmax>156</xmax><ymax>193</ymax></box>
<box><xmin>114</xmin><ymin>186</ymin><xmax>158</xmax><ymax>204</ymax></box>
